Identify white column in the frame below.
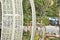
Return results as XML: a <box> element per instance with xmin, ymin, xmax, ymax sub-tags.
<box><xmin>19</xmin><ymin>0</ymin><xmax>23</xmax><ymax>40</ymax></box>
<box><xmin>29</xmin><ymin>0</ymin><xmax>36</xmax><ymax>40</ymax></box>
<box><xmin>11</xmin><ymin>0</ymin><xmax>15</xmax><ymax>40</ymax></box>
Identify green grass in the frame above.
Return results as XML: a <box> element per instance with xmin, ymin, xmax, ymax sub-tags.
<box><xmin>50</xmin><ymin>38</ymin><xmax>60</xmax><ymax>40</ymax></box>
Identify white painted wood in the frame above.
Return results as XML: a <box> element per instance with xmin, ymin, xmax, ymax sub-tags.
<box><xmin>20</xmin><ymin>0</ymin><xmax>23</xmax><ymax>40</ymax></box>
<box><xmin>29</xmin><ymin>0</ymin><xmax>36</xmax><ymax>40</ymax></box>
<box><xmin>11</xmin><ymin>0</ymin><xmax>15</xmax><ymax>40</ymax></box>
<box><xmin>11</xmin><ymin>0</ymin><xmax>23</xmax><ymax>40</ymax></box>
<box><xmin>1</xmin><ymin>0</ymin><xmax>14</xmax><ymax>40</ymax></box>
<box><xmin>1</xmin><ymin>0</ymin><xmax>23</xmax><ymax>40</ymax></box>
<box><xmin>1</xmin><ymin>0</ymin><xmax>36</xmax><ymax>40</ymax></box>
<box><xmin>12</xmin><ymin>0</ymin><xmax>23</xmax><ymax>40</ymax></box>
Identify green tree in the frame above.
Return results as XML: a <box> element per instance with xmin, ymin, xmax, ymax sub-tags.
<box><xmin>23</xmin><ymin>0</ymin><xmax>32</xmax><ymax>26</ymax></box>
<box><xmin>23</xmin><ymin>0</ymin><xmax>59</xmax><ymax>26</ymax></box>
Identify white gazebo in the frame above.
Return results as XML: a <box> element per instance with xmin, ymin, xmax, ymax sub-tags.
<box><xmin>1</xmin><ymin>0</ymin><xmax>36</xmax><ymax>40</ymax></box>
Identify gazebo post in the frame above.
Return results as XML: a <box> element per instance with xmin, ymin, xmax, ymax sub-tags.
<box><xmin>29</xmin><ymin>0</ymin><xmax>36</xmax><ymax>40</ymax></box>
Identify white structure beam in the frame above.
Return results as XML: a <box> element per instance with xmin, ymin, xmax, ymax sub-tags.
<box><xmin>11</xmin><ymin>0</ymin><xmax>15</xmax><ymax>40</ymax></box>
<box><xmin>29</xmin><ymin>0</ymin><xmax>36</xmax><ymax>40</ymax></box>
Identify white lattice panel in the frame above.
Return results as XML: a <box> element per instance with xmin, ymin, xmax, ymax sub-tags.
<box><xmin>1</xmin><ymin>0</ymin><xmax>13</xmax><ymax>40</ymax></box>
<box><xmin>14</xmin><ymin>0</ymin><xmax>23</xmax><ymax>40</ymax></box>
<box><xmin>1</xmin><ymin>0</ymin><xmax>36</xmax><ymax>40</ymax></box>
<box><xmin>1</xmin><ymin>0</ymin><xmax>23</xmax><ymax>40</ymax></box>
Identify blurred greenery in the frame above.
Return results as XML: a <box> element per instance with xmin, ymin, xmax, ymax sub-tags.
<box><xmin>22</xmin><ymin>0</ymin><xmax>59</xmax><ymax>39</ymax></box>
<box><xmin>23</xmin><ymin>31</ymin><xmax>31</xmax><ymax>40</ymax></box>
<box><xmin>23</xmin><ymin>0</ymin><xmax>59</xmax><ymax>26</ymax></box>
<box><xmin>34</xmin><ymin>32</ymin><xmax>40</xmax><ymax>40</ymax></box>
<box><xmin>23</xmin><ymin>0</ymin><xmax>32</xmax><ymax>26</ymax></box>
<box><xmin>50</xmin><ymin>38</ymin><xmax>60</xmax><ymax>40</ymax></box>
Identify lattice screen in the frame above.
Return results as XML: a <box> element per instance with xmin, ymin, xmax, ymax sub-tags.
<box><xmin>1</xmin><ymin>0</ymin><xmax>23</xmax><ymax>40</ymax></box>
<box><xmin>1</xmin><ymin>0</ymin><xmax>13</xmax><ymax>40</ymax></box>
<box><xmin>1</xmin><ymin>0</ymin><xmax>36</xmax><ymax>40</ymax></box>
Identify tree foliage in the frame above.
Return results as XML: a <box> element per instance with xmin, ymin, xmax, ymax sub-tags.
<box><xmin>23</xmin><ymin>0</ymin><xmax>32</xmax><ymax>26</ymax></box>
<box><xmin>23</xmin><ymin>0</ymin><xmax>59</xmax><ymax>26</ymax></box>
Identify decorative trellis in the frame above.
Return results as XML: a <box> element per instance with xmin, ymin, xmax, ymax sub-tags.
<box><xmin>1</xmin><ymin>0</ymin><xmax>23</xmax><ymax>40</ymax></box>
<box><xmin>1</xmin><ymin>0</ymin><xmax>14</xmax><ymax>40</ymax></box>
<box><xmin>1</xmin><ymin>0</ymin><xmax>36</xmax><ymax>40</ymax></box>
